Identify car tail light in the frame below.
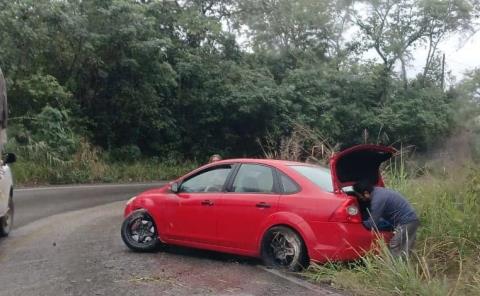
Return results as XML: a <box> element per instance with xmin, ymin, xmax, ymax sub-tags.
<box><xmin>329</xmin><ymin>198</ymin><xmax>362</xmax><ymax>223</ymax></box>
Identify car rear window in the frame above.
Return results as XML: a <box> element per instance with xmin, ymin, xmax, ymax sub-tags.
<box><xmin>290</xmin><ymin>165</ymin><xmax>333</xmax><ymax>192</ymax></box>
<box><xmin>278</xmin><ymin>172</ymin><xmax>300</xmax><ymax>193</ymax></box>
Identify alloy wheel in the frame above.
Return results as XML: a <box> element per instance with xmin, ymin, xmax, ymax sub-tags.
<box><xmin>261</xmin><ymin>226</ymin><xmax>308</xmax><ymax>271</ymax></box>
<box><xmin>121</xmin><ymin>210</ymin><xmax>161</xmax><ymax>252</ymax></box>
<box><xmin>128</xmin><ymin>215</ymin><xmax>156</xmax><ymax>244</ymax></box>
<box><xmin>269</xmin><ymin>231</ymin><xmax>300</xmax><ymax>267</ymax></box>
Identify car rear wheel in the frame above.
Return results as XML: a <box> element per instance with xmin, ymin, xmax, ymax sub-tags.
<box><xmin>121</xmin><ymin>210</ymin><xmax>161</xmax><ymax>252</ymax></box>
<box><xmin>0</xmin><ymin>196</ymin><xmax>13</xmax><ymax>237</ymax></box>
<box><xmin>261</xmin><ymin>226</ymin><xmax>308</xmax><ymax>271</ymax></box>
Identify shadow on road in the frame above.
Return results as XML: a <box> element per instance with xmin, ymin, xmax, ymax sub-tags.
<box><xmin>151</xmin><ymin>244</ymin><xmax>262</xmax><ymax>266</ymax></box>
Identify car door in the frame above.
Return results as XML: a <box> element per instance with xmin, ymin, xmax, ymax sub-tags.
<box><xmin>0</xmin><ymin>164</ymin><xmax>8</xmax><ymax>216</ymax></box>
<box><xmin>166</xmin><ymin>164</ymin><xmax>233</xmax><ymax>245</ymax></box>
<box><xmin>216</xmin><ymin>163</ymin><xmax>280</xmax><ymax>251</ymax></box>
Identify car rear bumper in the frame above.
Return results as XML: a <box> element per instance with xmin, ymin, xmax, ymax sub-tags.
<box><xmin>308</xmin><ymin>222</ymin><xmax>392</xmax><ymax>262</ymax></box>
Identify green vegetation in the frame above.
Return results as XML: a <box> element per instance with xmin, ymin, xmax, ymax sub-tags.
<box><xmin>305</xmin><ymin>166</ymin><xmax>480</xmax><ymax>296</ymax></box>
<box><xmin>7</xmin><ymin>105</ymin><xmax>196</xmax><ymax>185</ymax></box>
<box><xmin>1</xmin><ymin>0</ymin><xmax>479</xmax><ymax>162</ymax></box>
<box><xmin>9</xmin><ymin>135</ymin><xmax>196</xmax><ymax>185</ymax></box>
<box><xmin>13</xmin><ymin>157</ymin><xmax>196</xmax><ymax>186</ymax></box>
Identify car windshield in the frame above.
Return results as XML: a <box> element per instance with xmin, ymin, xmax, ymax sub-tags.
<box><xmin>290</xmin><ymin>165</ymin><xmax>333</xmax><ymax>192</ymax></box>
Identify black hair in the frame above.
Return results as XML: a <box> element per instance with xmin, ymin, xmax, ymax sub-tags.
<box><xmin>353</xmin><ymin>180</ymin><xmax>374</xmax><ymax>194</ymax></box>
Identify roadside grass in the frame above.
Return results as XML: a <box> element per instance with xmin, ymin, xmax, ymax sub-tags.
<box><xmin>10</xmin><ymin>141</ymin><xmax>197</xmax><ymax>186</ymax></box>
<box><xmin>12</xmin><ymin>159</ymin><xmax>197</xmax><ymax>186</ymax></box>
<box><xmin>306</xmin><ymin>244</ymin><xmax>452</xmax><ymax>296</ymax></box>
<box><xmin>305</xmin><ymin>163</ymin><xmax>480</xmax><ymax>295</ymax></box>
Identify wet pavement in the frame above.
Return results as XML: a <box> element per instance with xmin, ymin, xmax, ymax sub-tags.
<box><xmin>0</xmin><ymin>200</ymin><xmax>342</xmax><ymax>296</ymax></box>
<box><xmin>13</xmin><ymin>183</ymin><xmax>167</xmax><ymax>228</ymax></box>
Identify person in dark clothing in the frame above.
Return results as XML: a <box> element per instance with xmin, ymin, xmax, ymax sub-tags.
<box><xmin>357</xmin><ymin>198</ymin><xmax>394</xmax><ymax>231</ymax></box>
<box><xmin>353</xmin><ymin>180</ymin><xmax>420</xmax><ymax>257</ymax></box>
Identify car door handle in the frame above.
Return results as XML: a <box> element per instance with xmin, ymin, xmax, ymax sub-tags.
<box><xmin>256</xmin><ymin>202</ymin><xmax>271</xmax><ymax>209</ymax></box>
<box><xmin>201</xmin><ymin>200</ymin><xmax>214</xmax><ymax>206</ymax></box>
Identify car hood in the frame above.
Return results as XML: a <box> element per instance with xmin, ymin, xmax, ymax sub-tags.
<box><xmin>137</xmin><ymin>184</ymin><xmax>170</xmax><ymax>197</ymax></box>
<box><xmin>330</xmin><ymin>144</ymin><xmax>396</xmax><ymax>192</ymax></box>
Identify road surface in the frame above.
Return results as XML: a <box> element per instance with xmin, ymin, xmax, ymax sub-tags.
<box><xmin>12</xmin><ymin>183</ymin><xmax>167</xmax><ymax>228</ymax></box>
<box><xmin>0</xmin><ymin>183</ymin><xmax>342</xmax><ymax>296</ymax></box>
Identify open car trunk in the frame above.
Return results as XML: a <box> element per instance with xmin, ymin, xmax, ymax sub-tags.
<box><xmin>330</xmin><ymin>144</ymin><xmax>396</xmax><ymax>193</ymax></box>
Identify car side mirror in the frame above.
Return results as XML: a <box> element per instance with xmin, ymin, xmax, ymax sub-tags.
<box><xmin>170</xmin><ymin>182</ymin><xmax>179</xmax><ymax>193</ymax></box>
<box><xmin>3</xmin><ymin>153</ymin><xmax>16</xmax><ymax>164</ymax></box>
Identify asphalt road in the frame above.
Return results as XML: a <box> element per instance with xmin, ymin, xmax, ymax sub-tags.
<box><xmin>12</xmin><ymin>183</ymin><xmax>167</xmax><ymax>228</ymax></box>
<box><xmin>0</xmin><ymin>184</ymin><xmax>342</xmax><ymax>296</ymax></box>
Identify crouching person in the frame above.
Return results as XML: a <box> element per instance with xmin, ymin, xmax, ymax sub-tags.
<box><xmin>353</xmin><ymin>180</ymin><xmax>420</xmax><ymax>258</ymax></box>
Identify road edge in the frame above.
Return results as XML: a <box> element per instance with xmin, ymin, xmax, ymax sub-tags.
<box><xmin>257</xmin><ymin>266</ymin><xmax>345</xmax><ymax>296</ymax></box>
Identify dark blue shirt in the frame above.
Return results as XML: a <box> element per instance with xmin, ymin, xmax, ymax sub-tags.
<box><xmin>363</xmin><ymin>187</ymin><xmax>418</xmax><ymax>229</ymax></box>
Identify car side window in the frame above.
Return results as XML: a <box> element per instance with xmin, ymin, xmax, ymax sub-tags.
<box><xmin>279</xmin><ymin>172</ymin><xmax>299</xmax><ymax>194</ymax></box>
<box><xmin>180</xmin><ymin>165</ymin><xmax>232</xmax><ymax>193</ymax></box>
<box><xmin>232</xmin><ymin>164</ymin><xmax>274</xmax><ymax>193</ymax></box>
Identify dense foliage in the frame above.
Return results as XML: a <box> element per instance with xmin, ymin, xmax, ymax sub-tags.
<box><xmin>0</xmin><ymin>0</ymin><xmax>479</xmax><ymax>160</ymax></box>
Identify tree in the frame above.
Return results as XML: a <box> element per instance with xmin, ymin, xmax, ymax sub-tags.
<box><xmin>235</xmin><ymin>0</ymin><xmax>334</xmax><ymax>52</ymax></box>
<box><xmin>354</xmin><ymin>0</ymin><xmax>428</xmax><ymax>93</ymax></box>
<box><xmin>0</xmin><ymin>0</ymin><xmax>471</xmax><ymax>159</ymax></box>
<box><xmin>353</xmin><ymin>0</ymin><xmax>476</xmax><ymax>90</ymax></box>
<box><xmin>421</xmin><ymin>0</ymin><xmax>478</xmax><ymax>84</ymax></box>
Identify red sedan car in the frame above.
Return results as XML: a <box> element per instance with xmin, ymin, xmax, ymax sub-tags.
<box><xmin>121</xmin><ymin>144</ymin><xmax>395</xmax><ymax>270</ymax></box>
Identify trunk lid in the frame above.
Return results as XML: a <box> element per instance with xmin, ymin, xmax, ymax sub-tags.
<box><xmin>330</xmin><ymin>144</ymin><xmax>396</xmax><ymax>192</ymax></box>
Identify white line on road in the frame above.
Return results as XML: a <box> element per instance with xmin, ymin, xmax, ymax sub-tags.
<box><xmin>16</xmin><ymin>182</ymin><xmax>167</xmax><ymax>192</ymax></box>
<box><xmin>257</xmin><ymin>266</ymin><xmax>344</xmax><ymax>296</ymax></box>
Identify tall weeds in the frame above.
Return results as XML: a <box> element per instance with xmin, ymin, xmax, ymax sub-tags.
<box><xmin>258</xmin><ymin>123</ymin><xmax>336</xmax><ymax>164</ymax></box>
<box><xmin>8</xmin><ymin>138</ymin><xmax>196</xmax><ymax>185</ymax></box>
<box><xmin>307</xmin><ymin>241</ymin><xmax>451</xmax><ymax>296</ymax></box>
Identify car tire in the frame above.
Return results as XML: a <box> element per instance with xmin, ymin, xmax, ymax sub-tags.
<box><xmin>0</xmin><ymin>195</ymin><xmax>14</xmax><ymax>237</ymax></box>
<box><xmin>261</xmin><ymin>226</ymin><xmax>309</xmax><ymax>271</ymax></box>
<box><xmin>121</xmin><ymin>210</ymin><xmax>161</xmax><ymax>252</ymax></box>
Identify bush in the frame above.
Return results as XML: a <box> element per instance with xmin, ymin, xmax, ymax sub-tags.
<box><xmin>108</xmin><ymin>145</ymin><xmax>142</xmax><ymax>162</ymax></box>
<box><xmin>9</xmin><ymin>73</ymin><xmax>73</xmax><ymax>116</ymax></box>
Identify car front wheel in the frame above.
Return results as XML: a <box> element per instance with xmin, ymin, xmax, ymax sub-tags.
<box><xmin>121</xmin><ymin>210</ymin><xmax>161</xmax><ymax>252</ymax></box>
<box><xmin>261</xmin><ymin>226</ymin><xmax>308</xmax><ymax>271</ymax></box>
<box><xmin>0</xmin><ymin>196</ymin><xmax>13</xmax><ymax>237</ymax></box>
